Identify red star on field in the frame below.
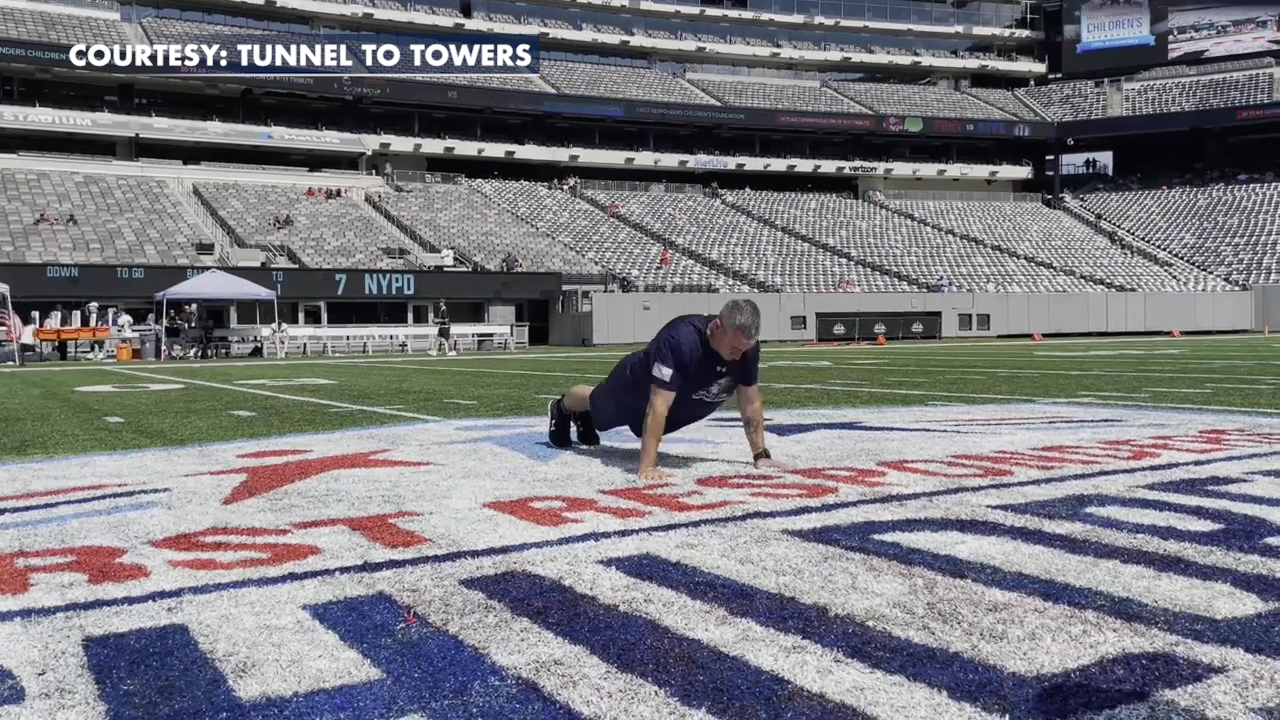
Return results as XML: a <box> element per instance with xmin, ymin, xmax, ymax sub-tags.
<box><xmin>199</xmin><ymin>449</ymin><xmax>432</xmax><ymax>505</ymax></box>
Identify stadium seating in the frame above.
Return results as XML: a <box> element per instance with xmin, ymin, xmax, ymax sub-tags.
<box><xmin>0</xmin><ymin>4</ymin><xmax>129</xmax><ymax>45</ymax></box>
<box><xmin>537</xmin><ymin>61</ymin><xmax>717</xmax><ymax>104</ymax></box>
<box><xmin>1017</xmin><ymin>81</ymin><xmax>1108</xmax><ymax>121</ymax></box>
<box><xmin>687</xmin><ymin>76</ymin><xmax>868</xmax><ymax>113</ymax></box>
<box><xmin>193</xmin><ymin>183</ymin><xmax>418</xmax><ymax>269</ymax></box>
<box><xmin>885</xmin><ymin>199</ymin><xmax>1233</xmax><ymax>291</ymax></box>
<box><xmin>375</xmin><ymin>183</ymin><xmax>603</xmax><ymax>274</ymax></box>
<box><xmin>582</xmin><ymin>188</ymin><xmax>914</xmax><ymax>292</ymax></box>
<box><xmin>0</xmin><ymin>169</ymin><xmax>212</xmax><ymax>265</ymax></box>
<box><xmin>961</xmin><ymin>87</ymin><xmax>1045</xmax><ymax>120</ymax></box>
<box><xmin>827</xmin><ymin>81</ymin><xmax>1016</xmax><ymax>119</ymax></box>
<box><xmin>471</xmin><ymin>180</ymin><xmax>747</xmax><ymax>291</ymax></box>
<box><xmin>724</xmin><ymin>191</ymin><xmax>1103</xmax><ymax>292</ymax></box>
<box><xmin>1123</xmin><ymin>70</ymin><xmax>1275</xmax><ymax>115</ymax></box>
<box><xmin>1079</xmin><ymin>183</ymin><xmax>1280</xmax><ymax>287</ymax></box>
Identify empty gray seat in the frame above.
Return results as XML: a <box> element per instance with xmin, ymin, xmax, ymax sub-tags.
<box><xmin>1081</xmin><ymin>183</ymin><xmax>1280</xmax><ymax>287</ymax></box>
<box><xmin>0</xmin><ymin>170</ymin><xmax>211</xmax><ymax>265</ymax></box>
<box><xmin>195</xmin><ymin>183</ymin><xmax>416</xmax><ymax>269</ymax></box>
<box><xmin>379</xmin><ymin>183</ymin><xmax>603</xmax><ymax>273</ymax></box>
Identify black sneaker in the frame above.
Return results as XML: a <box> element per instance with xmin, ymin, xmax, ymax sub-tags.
<box><xmin>573</xmin><ymin>411</ymin><xmax>600</xmax><ymax>446</ymax></box>
<box><xmin>547</xmin><ymin>398</ymin><xmax>572</xmax><ymax>448</ymax></box>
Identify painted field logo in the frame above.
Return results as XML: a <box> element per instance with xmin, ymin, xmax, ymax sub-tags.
<box><xmin>0</xmin><ymin>404</ymin><xmax>1276</xmax><ymax>718</ymax></box>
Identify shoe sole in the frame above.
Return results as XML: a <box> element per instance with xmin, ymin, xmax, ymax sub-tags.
<box><xmin>547</xmin><ymin>399</ymin><xmax>573</xmax><ymax>448</ymax></box>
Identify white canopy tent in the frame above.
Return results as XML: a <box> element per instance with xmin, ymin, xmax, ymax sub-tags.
<box><xmin>0</xmin><ymin>281</ymin><xmax>19</xmax><ymax>366</ymax></box>
<box><xmin>154</xmin><ymin>270</ymin><xmax>280</xmax><ymax>357</ymax></box>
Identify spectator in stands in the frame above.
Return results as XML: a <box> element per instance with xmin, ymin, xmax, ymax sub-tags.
<box><xmin>305</xmin><ymin>187</ymin><xmax>317</xmax><ymax>198</ymax></box>
<box><xmin>272</xmin><ymin>215</ymin><xmax>284</xmax><ymax>230</ymax></box>
<box><xmin>334</xmin><ymin>188</ymin><xmax>343</xmax><ymax>198</ymax></box>
<box><xmin>659</xmin><ymin>247</ymin><xmax>672</xmax><ymax>270</ymax></box>
<box><xmin>33</xmin><ymin>212</ymin><xmax>52</xmax><ymax>226</ymax></box>
<box><xmin>65</xmin><ymin>213</ymin><xmax>78</xmax><ymax>226</ymax></box>
<box><xmin>607</xmin><ymin>201</ymin><xmax>620</xmax><ymax>215</ymax></box>
<box><xmin>283</xmin><ymin>213</ymin><xmax>294</xmax><ymax>227</ymax></box>
<box><xmin>324</xmin><ymin>188</ymin><xmax>334</xmax><ymax>200</ymax></box>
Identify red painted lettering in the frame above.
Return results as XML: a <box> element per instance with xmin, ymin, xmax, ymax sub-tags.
<box><xmin>1204</xmin><ymin>429</ymin><xmax>1280</xmax><ymax>445</ymax></box>
<box><xmin>1036</xmin><ymin>444</ymin><xmax>1160</xmax><ymax>461</ymax></box>
<box><xmin>153</xmin><ymin>527</ymin><xmax>321</xmax><ymax>571</ymax></box>
<box><xmin>696</xmin><ymin>473</ymin><xmax>838</xmax><ymax>500</ymax></box>
<box><xmin>788</xmin><ymin>466</ymin><xmax>888</xmax><ymax>487</ymax></box>
<box><xmin>952</xmin><ymin>451</ymin><xmax>1101</xmax><ymax>470</ymax></box>
<box><xmin>485</xmin><ymin>496</ymin><xmax>649</xmax><ymax>527</ymax></box>
<box><xmin>879</xmin><ymin>459</ymin><xmax>1014</xmax><ymax>478</ymax></box>
<box><xmin>603</xmin><ymin>483</ymin><xmax>742</xmax><ymax>512</ymax></box>
<box><xmin>294</xmin><ymin>512</ymin><xmax>430</xmax><ymax>549</ymax></box>
<box><xmin>0</xmin><ymin>546</ymin><xmax>149</xmax><ymax>595</ymax></box>
<box><xmin>1101</xmin><ymin>439</ymin><xmax>1219</xmax><ymax>456</ymax></box>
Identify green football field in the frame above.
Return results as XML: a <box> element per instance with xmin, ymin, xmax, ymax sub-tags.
<box><xmin>1</xmin><ymin>334</ymin><xmax>1276</xmax><ymax>463</ymax></box>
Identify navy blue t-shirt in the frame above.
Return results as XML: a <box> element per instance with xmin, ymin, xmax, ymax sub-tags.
<box><xmin>603</xmin><ymin>314</ymin><xmax>759</xmax><ymax>435</ymax></box>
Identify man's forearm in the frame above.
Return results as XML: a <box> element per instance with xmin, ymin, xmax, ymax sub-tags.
<box><xmin>741</xmin><ymin>399</ymin><xmax>766</xmax><ymax>454</ymax></box>
<box><xmin>639</xmin><ymin>403</ymin><xmax>667</xmax><ymax>469</ymax></box>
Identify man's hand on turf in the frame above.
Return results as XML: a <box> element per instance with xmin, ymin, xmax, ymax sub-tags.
<box><xmin>753</xmin><ymin>456</ymin><xmax>795</xmax><ymax>471</ymax></box>
<box><xmin>638</xmin><ymin>465</ymin><xmax>676</xmax><ymax>482</ymax></box>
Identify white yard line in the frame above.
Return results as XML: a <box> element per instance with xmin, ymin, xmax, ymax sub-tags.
<box><xmin>2</xmin><ymin>351</ymin><xmax>629</xmax><ymax>373</ymax></box>
<box><xmin>1144</xmin><ymin>388</ymin><xmax>1213</xmax><ymax>394</ymax></box>
<box><xmin>327</xmin><ymin>405</ymin><xmax>406</xmax><ymax>413</ymax></box>
<box><xmin>1081</xmin><ymin>392</ymin><xmax>1150</xmax><ymax>398</ymax></box>
<box><xmin>359</xmin><ymin>361</ymin><xmax>1280</xmax><ymax>415</ymax></box>
<box><xmin>816</xmin><ymin>363</ymin><xmax>1278</xmax><ymax>382</ymax></box>
<box><xmin>1039</xmin><ymin>398</ymin><xmax>1280</xmax><ymax>414</ymax></box>
<box><xmin>863</xmin><ymin>354</ymin><xmax>1276</xmax><ymax>366</ymax></box>
<box><xmin>227</xmin><ymin>411</ymin><xmax>258</xmax><ymax>417</ymax></box>
<box><xmin>3</xmin><ymin>331</ymin><xmax>1272</xmax><ymax>373</ymax></box>
<box><xmin>103</xmin><ymin>416</ymin><xmax>125</xmax><ymax>423</ymax></box>
<box><xmin>110</xmin><ymin>369</ymin><xmax>442</xmax><ymax>420</ymax></box>
<box><xmin>1205</xmin><ymin>383</ymin><xmax>1273</xmax><ymax>389</ymax></box>
<box><xmin>442</xmin><ymin>399</ymin><xmax>478</xmax><ymax>405</ymax></box>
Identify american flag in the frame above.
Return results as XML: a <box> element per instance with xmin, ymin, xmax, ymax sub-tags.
<box><xmin>0</xmin><ymin>309</ymin><xmax>22</xmax><ymax>343</ymax></box>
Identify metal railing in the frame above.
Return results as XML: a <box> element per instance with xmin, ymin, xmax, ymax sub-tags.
<box><xmin>578</xmin><ymin>179</ymin><xmax>704</xmax><ymax>194</ymax></box>
<box><xmin>393</xmin><ymin>171</ymin><xmax>466</xmax><ymax>185</ymax></box>
<box><xmin>878</xmin><ymin>189</ymin><xmax>1042</xmax><ymax>203</ymax></box>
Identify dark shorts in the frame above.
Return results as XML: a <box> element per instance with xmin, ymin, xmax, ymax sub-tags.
<box><xmin>438</xmin><ymin>325</ymin><xmax>451</xmax><ymax>340</ymax></box>
<box><xmin>589</xmin><ymin>383</ymin><xmax>642</xmax><ymax>438</ymax></box>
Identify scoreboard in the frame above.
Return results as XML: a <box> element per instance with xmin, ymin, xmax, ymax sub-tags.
<box><xmin>0</xmin><ymin>264</ymin><xmax>561</xmax><ymax>301</ymax></box>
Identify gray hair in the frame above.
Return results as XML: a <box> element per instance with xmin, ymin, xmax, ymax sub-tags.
<box><xmin>718</xmin><ymin>299</ymin><xmax>761</xmax><ymax>343</ymax></box>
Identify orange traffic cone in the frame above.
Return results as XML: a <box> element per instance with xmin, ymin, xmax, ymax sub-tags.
<box><xmin>876</xmin><ymin>334</ymin><xmax>887</xmax><ymax>346</ymax></box>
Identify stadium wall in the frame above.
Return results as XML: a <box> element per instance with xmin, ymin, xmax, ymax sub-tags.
<box><xmin>1254</xmin><ymin>285</ymin><xmax>1280</xmax><ymax>333</ymax></box>
<box><xmin>583</xmin><ymin>291</ymin><xmax>1256</xmax><ymax>344</ymax></box>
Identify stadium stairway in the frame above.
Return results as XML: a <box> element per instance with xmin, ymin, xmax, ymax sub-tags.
<box><xmin>191</xmin><ymin>184</ymin><xmax>304</xmax><ymax>267</ymax></box>
<box><xmin>1048</xmin><ymin>196</ymin><xmax>1240</xmax><ymax>291</ymax></box>
<box><xmin>576</xmin><ymin>192</ymin><xmax>781</xmax><ymax>292</ymax></box>
<box><xmin>716</xmin><ymin>194</ymin><xmax>930</xmax><ymax>291</ymax></box>
<box><xmin>168</xmin><ymin>178</ymin><xmax>239</xmax><ymax>266</ymax></box>
<box><xmin>364</xmin><ymin>191</ymin><xmax>476</xmax><ymax>269</ymax></box>
<box><xmin>875</xmin><ymin>199</ymin><xmax>1136</xmax><ymax>291</ymax></box>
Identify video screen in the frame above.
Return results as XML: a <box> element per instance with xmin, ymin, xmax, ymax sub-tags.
<box><xmin>1061</xmin><ymin>0</ymin><xmax>1280</xmax><ymax>75</ymax></box>
<box><xmin>1169</xmin><ymin>3</ymin><xmax>1280</xmax><ymax>60</ymax></box>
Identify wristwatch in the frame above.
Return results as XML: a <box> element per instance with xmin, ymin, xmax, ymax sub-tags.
<box><xmin>753</xmin><ymin>448</ymin><xmax>771</xmax><ymax>462</ymax></box>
